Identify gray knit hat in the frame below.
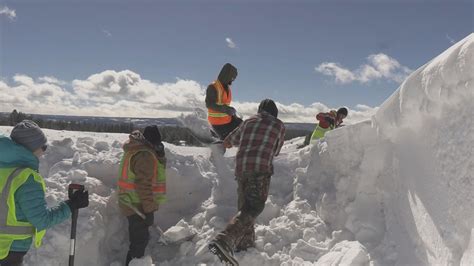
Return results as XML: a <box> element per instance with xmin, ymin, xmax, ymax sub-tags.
<box><xmin>10</xmin><ymin>120</ymin><xmax>47</xmax><ymax>152</ymax></box>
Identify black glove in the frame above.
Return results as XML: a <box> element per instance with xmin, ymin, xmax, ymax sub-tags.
<box><xmin>66</xmin><ymin>190</ymin><xmax>89</xmax><ymax>210</ymax></box>
<box><xmin>325</xmin><ymin>116</ymin><xmax>335</xmax><ymax>127</ymax></box>
<box><xmin>226</xmin><ymin>107</ymin><xmax>237</xmax><ymax>116</ymax></box>
<box><xmin>144</xmin><ymin>212</ymin><xmax>154</xmax><ymax>226</ymax></box>
<box><xmin>153</xmin><ymin>143</ymin><xmax>165</xmax><ymax>157</ymax></box>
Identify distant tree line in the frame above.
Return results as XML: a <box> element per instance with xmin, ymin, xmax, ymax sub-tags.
<box><xmin>1</xmin><ymin>110</ymin><xmax>310</xmax><ymax>146</ymax></box>
<box><xmin>3</xmin><ymin>110</ymin><xmax>134</xmax><ymax>133</ymax></box>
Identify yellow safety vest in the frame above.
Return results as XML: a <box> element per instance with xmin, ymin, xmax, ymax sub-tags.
<box><xmin>310</xmin><ymin>124</ymin><xmax>334</xmax><ymax>141</ymax></box>
<box><xmin>118</xmin><ymin>149</ymin><xmax>167</xmax><ymax>206</ymax></box>
<box><xmin>0</xmin><ymin>168</ymin><xmax>46</xmax><ymax>259</ymax></box>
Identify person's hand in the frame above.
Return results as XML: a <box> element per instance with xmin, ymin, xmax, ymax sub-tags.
<box><xmin>66</xmin><ymin>190</ymin><xmax>89</xmax><ymax>210</ymax></box>
<box><xmin>227</xmin><ymin>107</ymin><xmax>237</xmax><ymax>116</ymax></box>
<box><xmin>325</xmin><ymin>116</ymin><xmax>335</xmax><ymax>127</ymax></box>
<box><xmin>153</xmin><ymin>142</ymin><xmax>165</xmax><ymax>157</ymax></box>
<box><xmin>223</xmin><ymin>139</ymin><xmax>232</xmax><ymax>149</ymax></box>
<box><xmin>144</xmin><ymin>212</ymin><xmax>154</xmax><ymax>226</ymax></box>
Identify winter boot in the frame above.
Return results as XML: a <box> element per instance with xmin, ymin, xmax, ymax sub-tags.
<box><xmin>209</xmin><ymin>239</ymin><xmax>239</xmax><ymax>266</ymax></box>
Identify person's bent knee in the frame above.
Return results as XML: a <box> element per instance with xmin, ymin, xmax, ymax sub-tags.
<box><xmin>244</xmin><ymin>200</ymin><xmax>265</xmax><ymax>217</ymax></box>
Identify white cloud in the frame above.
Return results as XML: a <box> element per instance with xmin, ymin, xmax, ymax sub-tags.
<box><xmin>226</xmin><ymin>38</ymin><xmax>237</xmax><ymax>49</ymax></box>
<box><xmin>315</xmin><ymin>63</ymin><xmax>356</xmax><ymax>84</ymax></box>
<box><xmin>316</xmin><ymin>53</ymin><xmax>412</xmax><ymax>84</ymax></box>
<box><xmin>233</xmin><ymin>101</ymin><xmax>376</xmax><ymax>124</ymax></box>
<box><xmin>0</xmin><ymin>70</ymin><xmax>377</xmax><ymax>124</ymax></box>
<box><xmin>38</xmin><ymin>76</ymin><xmax>67</xmax><ymax>85</ymax></box>
<box><xmin>102</xmin><ymin>29</ymin><xmax>112</xmax><ymax>37</ymax></box>
<box><xmin>0</xmin><ymin>6</ymin><xmax>16</xmax><ymax>20</ymax></box>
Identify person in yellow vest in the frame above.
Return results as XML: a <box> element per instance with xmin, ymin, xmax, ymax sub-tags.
<box><xmin>310</xmin><ymin>107</ymin><xmax>348</xmax><ymax>143</ymax></box>
<box><xmin>117</xmin><ymin>125</ymin><xmax>166</xmax><ymax>266</ymax></box>
<box><xmin>206</xmin><ymin>63</ymin><xmax>243</xmax><ymax>140</ymax></box>
<box><xmin>0</xmin><ymin>120</ymin><xmax>89</xmax><ymax>265</ymax></box>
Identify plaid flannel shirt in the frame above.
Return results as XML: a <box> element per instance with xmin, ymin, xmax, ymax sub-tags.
<box><xmin>225</xmin><ymin>112</ymin><xmax>286</xmax><ymax>176</ymax></box>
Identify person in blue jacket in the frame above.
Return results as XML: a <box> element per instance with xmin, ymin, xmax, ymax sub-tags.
<box><xmin>0</xmin><ymin>120</ymin><xmax>89</xmax><ymax>265</ymax></box>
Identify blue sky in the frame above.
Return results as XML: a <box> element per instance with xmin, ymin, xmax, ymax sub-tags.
<box><xmin>0</xmin><ymin>0</ymin><xmax>472</xmax><ymax>120</ymax></box>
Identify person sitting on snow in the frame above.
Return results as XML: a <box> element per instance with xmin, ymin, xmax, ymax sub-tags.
<box><xmin>309</xmin><ymin>107</ymin><xmax>348</xmax><ymax>143</ymax></box>
<box><xmin>117</xmin><ymin>125</ymin><xmax>166</xmax><ymax>266</ymax></box>
<box><xmin>0</xmin><ymin>120</ymin><xmax>89</xmax><ymax>265</ymax></box>
<box><xmin>206</xmin><ymin>63</ymin><xmax>243</xmax><ymax>140</ymax></box>
<box><xmin>208</xmin><ymin>99</ymin><xmax>286</xmax><ymax>265</ymax></box>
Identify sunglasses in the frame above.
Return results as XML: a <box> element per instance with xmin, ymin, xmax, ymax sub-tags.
<box><xmin>41</xmin><ymin>145</ymin><xmax>48</xmax><ymax>152</ymax></box>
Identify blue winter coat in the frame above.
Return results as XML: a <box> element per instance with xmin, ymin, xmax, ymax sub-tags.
<box><xmin>0</xmin><ymin>135</ymin><xmax>71</xmax><ymax>252</ymax></box>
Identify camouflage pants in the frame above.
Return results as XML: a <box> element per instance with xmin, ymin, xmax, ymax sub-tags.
<box><xmin>216</xmin><ymin>172</ymin><xmax>271</xmax><ymax>251</ymax></box>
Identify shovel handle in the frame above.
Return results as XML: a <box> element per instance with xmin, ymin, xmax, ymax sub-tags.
<box><xmin>68</xmin><ymin>183</ymin><xmax>83</xmax><ymax>266</ymax></box>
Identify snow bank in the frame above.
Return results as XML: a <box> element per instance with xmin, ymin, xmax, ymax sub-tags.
<box><xmin>0</xmin><ymin>34</ymin><xmax>472</xmax><ymax>266</ymax></box>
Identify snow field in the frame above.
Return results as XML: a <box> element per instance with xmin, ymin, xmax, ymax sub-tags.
<box><xmin>0</xmin><ymin>33</ymin><xmax>472</xmax><ymax>266</ymax></box>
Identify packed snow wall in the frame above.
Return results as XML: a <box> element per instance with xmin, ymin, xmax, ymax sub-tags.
<box><xmin>0</xmin><ymin>34</ymin><xmax>472</xmax><ymax>266</ymax></box>
<box><xmin>302</xmin><ymin>33</ymin><xmax>473</xmax><ymax>265</ymax></box>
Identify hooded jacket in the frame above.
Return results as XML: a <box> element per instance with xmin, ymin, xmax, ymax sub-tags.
<box><xmin>205</xmin><ymin>63</ymin><xmax>238</xmax><ymax>115</ymax></box>
<box><xmin>119</xmin><ymin>131</ymin><xmax>166</xmax><ymax>216</ymax></box>
<box><xmin>0</xmin><ymin>135</ymin><xmax>70</xmax><ymax>252</ymax></box>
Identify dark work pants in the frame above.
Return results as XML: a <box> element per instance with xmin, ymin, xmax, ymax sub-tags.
<box><xmin>0</xmin><ymin>251</ymin><xmax>27</xmax><ymax>266</ymax></box>
<box><xmin>126</xmin><ymin>214</ymin><xmax>151</xmax><ymax>266</ymax></box>
<box><xmin>212</xmin><ymin>116</ymin><xmax>243</xmax><ymax>140</ymax></box>
<box><xmin>216</xmin><ymin>173</ymin><xmax>271</xmax><ymax>251</ymax></box>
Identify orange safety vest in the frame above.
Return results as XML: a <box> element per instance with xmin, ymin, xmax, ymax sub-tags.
<box><xmin>118</xmin><ymin>148</ymin><xmax>166</xmax><ymax>205</ymax></box>
<box><xmin>208</xmin><ymin>80</ymin><xmax>232</xmax><ymax>126</ymax></box>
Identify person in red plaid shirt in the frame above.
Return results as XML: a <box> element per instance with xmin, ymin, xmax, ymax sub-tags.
<box><xmin>209</xmin><ymin>99</ymin><xmax>285</xmax><ymax>265</ymax></box>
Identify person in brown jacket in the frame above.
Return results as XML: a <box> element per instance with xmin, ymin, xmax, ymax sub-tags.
<box><xmin>118</xmin><ymin>125</ymin><xmax>166</xmax><ymax>265</ymax></box>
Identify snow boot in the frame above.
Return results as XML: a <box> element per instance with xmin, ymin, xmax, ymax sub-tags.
<box><xmin>208</xmin><ymin>239</ymin><xmax>239</xmax><ymax>266</ymax></box>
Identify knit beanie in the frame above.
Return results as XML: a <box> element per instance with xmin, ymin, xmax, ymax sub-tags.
<box><xmin>10</xmin><ymin>120</ymin><xmax>47</xmax><ymax>152</ymax></box>
<box><xmin>143</xmin><ymin>125</ymin><xmax>162</xmax><ymax>146</ymax></box>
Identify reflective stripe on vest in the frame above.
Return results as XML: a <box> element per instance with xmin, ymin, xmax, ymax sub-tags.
<box><xmin>117</xmin><ymin>180</ymin><xmax>166</xmax><ymax>193</ymax></box>
<box><xmin>118</xmin><ymin>149</ymin><xmax>166</xmax><ymax>205</ymax></box>
<box><xmin>208</xmin><ymin>80</ymin><xmax>232</xmax><ymax>125</ymax></box>
<box><xmin>0</xmin><ymin>167</ymin><xmax>47</xmax><ymax>259</ymax></box>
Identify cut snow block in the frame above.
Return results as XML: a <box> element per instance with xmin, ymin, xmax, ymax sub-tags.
<box><xmin>163</xmin><ymin>220</ymin><xmax>196</xmax><ymax>242</ymax></box>
<box><xmin>316</xmin><ymin>240</ymin><xmax>370</xmax><ymax>266</ymax></box>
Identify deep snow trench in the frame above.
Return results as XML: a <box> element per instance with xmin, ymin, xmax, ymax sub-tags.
<box><xmin>0</xmin><ymin>34</ymin><xmax>472</xmax><ymax>266</ymax></box>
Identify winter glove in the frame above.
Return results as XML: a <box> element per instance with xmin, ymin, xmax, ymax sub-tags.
<box><xmin>226</xmin><ymin>107</ymin><xmax>237</xmax><ymax>116</ymax></box>
<box><xmin>324</xmin><ymin>116</ymin><xmax>335</xmax><ymax>127</ymax></box>
<box><xmin>66</xmin><ymin>190</ymin><xmax>89</xmax><ymax>210</ymax></box>
<box><xmin>223</xmin><ymin>139</ymin><xmax>232</xmax><ymax>149</ymax></box>
<box><xmin>144</xmin><ymin>212</ymin><xmax>154</xmax><ymax>226</ymax></box>
<box><xmin>153</xmin><ymin>142</ymin><xmax>165</xmax><ymax>157</ymax></box>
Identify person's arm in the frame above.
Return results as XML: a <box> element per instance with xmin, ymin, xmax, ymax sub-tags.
<box><xmin>132</xmin><ymin>151</ymin><xmax>158</xmax><ymax>213</ymax></box>
<box><xmin>316</xmin><ymin>112</ymin><xmax>334</xmax><ymax>128</ymax></box>
<box><xmin>15</xmin><ymin>176</ymin><xmax>71</xmax><ymax>231</ymax></box>
<box><xmin>274</xmin><ymin>124</ymin><xmax>286</xmax><ymax>156</ymax></box>
<box><xmin>223</xmin><ymin>121</ymin><xmax>244</xmax><ymax>148</ymax></box>
<box><xmin>205</xmin><ymin>85</ymin><xmax>234</xmax><ymax>115</ymax></box>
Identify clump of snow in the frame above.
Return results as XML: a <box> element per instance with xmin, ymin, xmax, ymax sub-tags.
<box><xmin>316</xmin><ymin>241</ymin><xmax>370</xmax><ymax>266</ymax></box>
<box><xmin>0</xmin><ymin>34</ymin><xmax>472</xmax><ymax>266</ymax></box>
<box><xmin>128</xmin><ymin>256</ymin><xmax>153</xmax><ymax>266</ymax></box>
<box><xmin>162</xmin><ymin>220</ymin><xmax>196</xmax><ymax>243</ymax></box>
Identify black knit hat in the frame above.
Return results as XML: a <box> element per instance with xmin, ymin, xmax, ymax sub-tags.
<box><xmin>337</xmin><ymin>107</ymin><xmax>348</xmax><ymax>117</ymax></box>
<box><xmin>143</xmin><ymin>125</ymin><xmax>162</xmax><ymax>146</ymax></box>
<box><xmin>258</xmin><ymin>99</ymin><xmax>278</xmax><ymax>118</ymax></box>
